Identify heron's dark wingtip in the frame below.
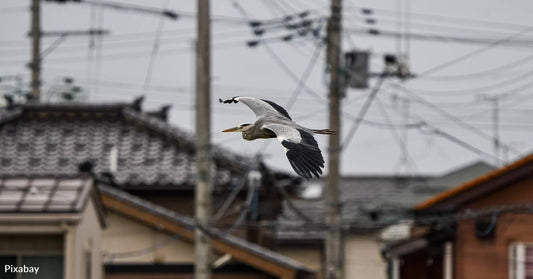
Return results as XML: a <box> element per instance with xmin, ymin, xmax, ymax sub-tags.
<box><xmin>220</xmin><ymin>97</ymin><xmax>240</xmax><ymax>104</ymax></box>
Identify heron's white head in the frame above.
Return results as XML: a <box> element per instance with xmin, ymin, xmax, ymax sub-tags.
<box><xmin>222</xmin><ymin>123</ymin><xmax>253</xmax><ymax>133</ymax></box>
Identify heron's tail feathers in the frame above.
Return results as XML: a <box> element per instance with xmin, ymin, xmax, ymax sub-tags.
<box><xmin>313</xmin><ymin>129</ymin><xmax>336</xmax><ymax>135</ymax></box>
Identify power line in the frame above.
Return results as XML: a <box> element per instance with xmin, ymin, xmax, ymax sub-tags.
<box><xmin>375</xmin><ymin>95</ymin><xmax>420</xmax><ymax>173</ymax></box>
<box><xmin>419</xmin><ymin>123</ymin><xmax>504</xmax><ymax>165</ymax></box>
<box><xmin>396</xmin><ymin>85</ymin><xmax>522</xmax><ymax>156</ymax></box>
<box><xmin>407</xmin><ymin>67</ymin><xmax>533</xmax><ymax>96</ymax></box>
<box><xmin>346</xmin><ymin>5</ymin><xmax>531</xmax><ymax>32</ymax></box>
<box><xmin>342</xmin><ymin>77</ymin><xmax>385</xmax><ymax>150</ymax></box>
<box><xmin>229</xmin><ymin>0</ymin><xmax>326</xmax><ymax>103</ymax></box>
<box><xmin>143</xmin><ymin>0</ymin><xmax>169</xmax><ymax>96</ymax></box>
<box><xmin>345</xmin><ymin>28</ymin><xmax>533</xmax><ymax>48</ymax></box>
<box><xmin>347</xmin><ymin>15</ymin><xmax>533</xmax><ymax>41</ymax></box>
<box><xmin>414</xmin><ymin>24</ymin><xmax>533</xmax><ymax>78</ymax></box>
<box><xmin>258</xmin><ymin>40</ymin><xmax>324</xmax><ymax>152</ymax></box>
<box><xmin>420</xmin><ymin>53</ymin><xmax>533</xmax><ymax>81</ymax></box>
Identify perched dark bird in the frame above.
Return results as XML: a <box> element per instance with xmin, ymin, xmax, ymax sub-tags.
<box><xmin>220</xmin><ymin>96</ymin><xmax>335</xmax><ymax>179</ymax></box>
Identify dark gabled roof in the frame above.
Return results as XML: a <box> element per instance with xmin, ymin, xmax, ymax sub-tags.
<box><xmin>276</xmin><ymin>161</ymin><xmax>494</xmax><ymax>240</ymax></box>
<box><xmin>99</xmin><ymin>184</ymin><xmax>315</xmax><ymax>279</ymax></box>
<box><xmin>0</xmin><ymin>102</ymin><xmax>252</xmax><ymax>190</ymax></box>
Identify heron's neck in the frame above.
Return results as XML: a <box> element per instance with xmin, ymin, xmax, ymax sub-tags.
<box><xmin>242</xmin><ymin>125</ymin><xmax>257</xmax><ymax>141</ymax></box>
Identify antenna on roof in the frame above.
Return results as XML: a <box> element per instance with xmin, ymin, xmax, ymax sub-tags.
<box><xmin>109</xmin><ymin>145</ymin><xmax>118</xmax><ymax>174</ymax></box>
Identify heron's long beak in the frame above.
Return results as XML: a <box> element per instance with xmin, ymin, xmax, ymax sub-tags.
<box><xmin>222</xmin><ymin>126</ymin><xmax>240</xmax><ymax>132</ymax></box>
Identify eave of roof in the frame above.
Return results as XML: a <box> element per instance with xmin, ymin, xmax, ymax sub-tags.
<box><xmin>98</xmin><ymin>184</ymin><xmax>315</xmax><ymax>279</ymax></box>
<box><xmin>0</xmin><ymin>174</ymin><xmax>107</xmax><ymax>228</ymax></box>
<box><xmin>416</xmin><ymin>153</ymin><xmax>533</xmax><ymax>210</ymax></box>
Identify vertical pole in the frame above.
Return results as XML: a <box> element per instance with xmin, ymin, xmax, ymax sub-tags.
<box><xmin>325</xmin><ymin>0</ymin><xmax>343</xmax><ymax>278</ymax></box>
<box><xmin>30</xmin><ymin>0</ymin><xmax>41</xmax><ymax>102</ymax></box>
<box><xmin>492</xmin><ymin>98</ymin><xmax>500</xmax><ymax>166</ymax></box>
<box><xmin>400</xmin><ymin>98</ymin><xmax>409</xmax><ymax>174</ymax></box>
<box><xmin>195</xmin><ymin>0</ymin><xmax>212</xmax><ymax>278</ymax></box>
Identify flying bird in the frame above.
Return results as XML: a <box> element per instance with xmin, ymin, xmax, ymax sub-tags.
<box><xmin>220</xmin><ymin>96</ymin><xmax>335</xmax><ymax>179</ymax></box>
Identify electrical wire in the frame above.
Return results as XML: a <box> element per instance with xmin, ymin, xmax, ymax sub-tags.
<box><xmin>229</xmin><ymin>0</ymin><xmax>325</xmax><ymax>104</ymax></box>
<box><xmin>345</xmin><ymin>28</ymin><xmax>533</xmax><ymax>48</ymax></box>
<box><xmin>92</xmin><ymin>2</ymin><xmax>105</xmax><ymax>96</ymax></box>
<box><xmin>420</xmin><ymin>53</ymin><xmax>533</xmax><ymax>81</ymax></box>
<box><xmin>143</xmin><ymin>0</ymin><xmax>169</xmax><ymax>96</ymax></box>
<box><xmin>396</xmin><ymin>85</ymin><xmax>521</xmax><ymax>156</ymax></box>
<box><xmin>407</xmin><ymin>67</ymin><xmax>533</xmax><ymax>96</ymax></box>
<box><xmin>375</xmin><ymin>95</ymin><xmax>420</xmax><ymax>173</ymax></box>
<box><xmin>342</xmin><ymin>77</ymin><xmax>385</xmax><ymax>150</ymax></box>
<box><xmin>347</xmin><ymin>15</ymin><xmax>533</xmax><ymax>39</ymax></box>
<box><xmin>257</xmin><ymin>39</ymin><xmax>324</xmax><ymax>153</ymax></box>
<box><xmin>345</xmin><ymin>5</ymin><xmax>531</xmax><ymax>32</ymax></box>
<box><xmin>414</xmin><ymin>24</ymin><xmax>533</xmax><ymax>78</ymax></box>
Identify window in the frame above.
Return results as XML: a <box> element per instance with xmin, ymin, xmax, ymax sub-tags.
<box><xmin>21</xmin><ymin>255</ymin><xmax>63</xmax><ymax>279</ymax></box>
<box><xmin>0</xmin><ymin>256</ymin><xmax>17</xmax><ymax>279</ymax></box>
<box><xmin>84</xmin><ymin>250</ymin><xmax>92</xmax><ymax>279</ymax></box>
<box><xmin>510</xmin><ymin>243</ymin><xmax>533</xmax><ymax>279</ymax></box>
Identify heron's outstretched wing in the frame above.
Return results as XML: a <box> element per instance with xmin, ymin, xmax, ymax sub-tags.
<box><xmin>220</xmin><ymin>96</ymin><xmax>292</xmax><ymax>120</ymax></box>
<box><xmin>262</xmin><ymin>123</ymin><xmax>324</xmax><ymax>179</ymax></box>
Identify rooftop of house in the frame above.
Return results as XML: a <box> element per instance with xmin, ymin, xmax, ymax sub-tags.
<box><xmin>416</xmin><ymin>152</ymin><xmax>533</xmax><ymax>211</ymax></box>
<box><xmin>0</xmin><ymin>175</ymin><xmax>94</xmax><ymax>212</ymax></box>
<box><xmin>0</xmin><ymin>101</ymin><xmax>253</xmax><ymax>190</ymax></box>
<box><xmin>276</xmin><ymin>161</ymin><xmax>495</xmax><ymax>240</ymax></box>
<box><xmin>99</xmin><ymin>183</ymin><xmax>315</xmax><ymax>279</ymax></box>
<box><xmin>0</xmin><ymin>174</ymin><xmax>107</xmax><ymax>227</ymax></box>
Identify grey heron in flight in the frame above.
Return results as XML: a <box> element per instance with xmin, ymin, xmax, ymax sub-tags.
<box><xmin>220</xmin><ymin>96</ymin><xmax>335</xmax><ymax>179</ymax></box>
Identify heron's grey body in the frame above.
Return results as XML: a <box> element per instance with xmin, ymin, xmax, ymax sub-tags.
<box><xmin>220</xmin><ymin>96</ymin><xmax>334</xmax><ymax>179</ymax></box>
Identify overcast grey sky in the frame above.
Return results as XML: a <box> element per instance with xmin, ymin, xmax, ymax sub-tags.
<box><xmin>1</xmin><ymin>0</ymin><xmax>532</xmax><ymax>176</ymax></box>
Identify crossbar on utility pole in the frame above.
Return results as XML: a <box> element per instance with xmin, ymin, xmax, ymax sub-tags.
<box><xmin>325</xmin><ymin>0</ymin><xmax>343</xmax><ymax>278</ymax></box>
<box><xmin>30</xmin><ymin>0</ymin><xmax>41</xmax><ymax>102</ymax></box>
<box><xmin>195</xmin><ymin>0</ymin><xmax>212</xmax><ymax>278</ymax></box>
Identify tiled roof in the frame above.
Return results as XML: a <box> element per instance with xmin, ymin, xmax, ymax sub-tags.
<box><xmin>276</xmin><ymin>161</ymin><xmax>494</xmax><ymax>239</ymax></box>
<box><xmin>0</xmin><ymin>103</ymin><xmax>252</xmax><ymax>189</ymax></box>
<box><xmin>0</xmin><ymin>175</ymin><xmax>92</xmax><ymax>212</ymax></box>
<box><xmin>276</xmin><ymin>176</ymin><xmax>431</xmax><ymax>240</ymax></box>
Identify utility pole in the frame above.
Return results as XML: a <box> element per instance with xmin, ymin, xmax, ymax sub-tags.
<box><xmin>30</xmin><ymin>0</ymin><xmax>41</xmax><ymax>102</ymax></box>
<box><xmin>325</xmin><ymin>0</ymin><xmax>343</xmax><ymax>278</ymax></box>
<box><xmin>195</xmin><ymin>0</ymin><xmax>212</xmax><ymax>278</ymax></box>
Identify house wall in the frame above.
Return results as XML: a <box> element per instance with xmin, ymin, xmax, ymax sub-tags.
<box><xmin>345</xmin><ymin>234</ymin><xmax>387</xmax><ymax>279</ymax></box>
<box><xmin>0</xmin><ymin>234</ymin><xmax>63</xmax><ymax>253</ymax></box>
<box><xmin>102</xmin><ymin>212</ymin><xmax>194</xmax><ymax>264</ymax></box>
<box><xmin>70</xmin><ymin>200</ymin><xmax>104</xmax><ymax>279</ymax></box>
<box><xmin>127</xmin><ymin>191</ymin><xmax>195</xmax><ymax>216</ymax></box>
<box><xmin>455</xmin><ymin>176</ymin><xmax>533</xmax><ymax>279</ymax></box>
<box><xmin>126</xmin><ymin>191</ymin><xmax>248</xmax><ymax>239</ymax></box>
<box><xmin>279</xmin><ymin>246</ymin><xmax>322</xmax><ymax>278</ymax></box>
